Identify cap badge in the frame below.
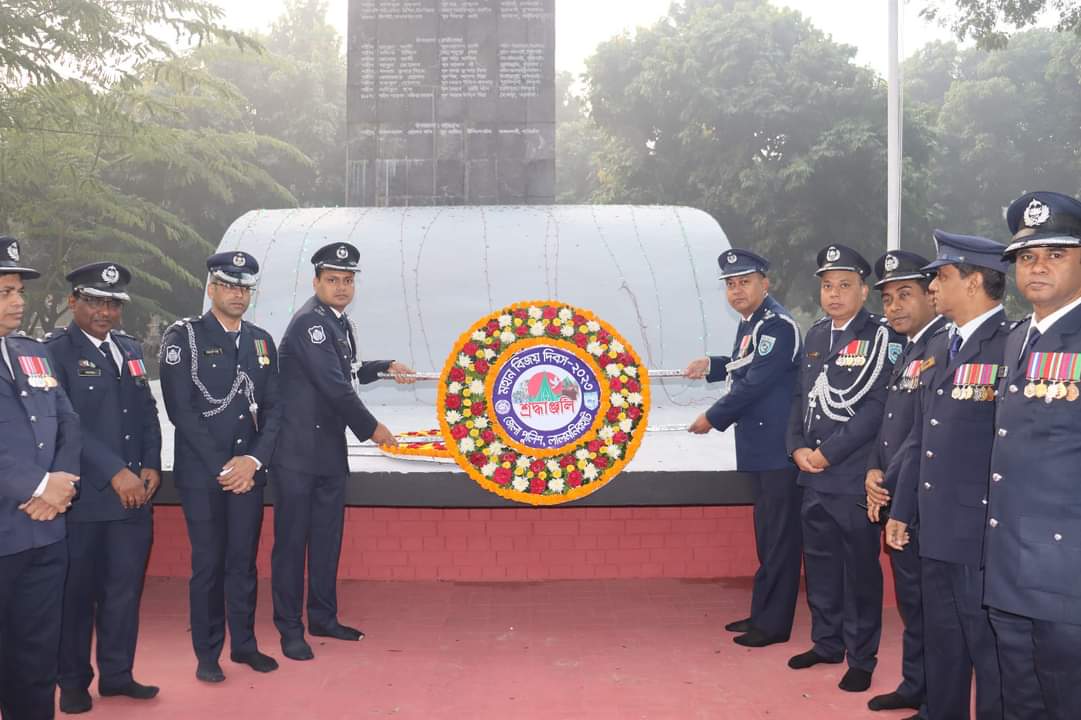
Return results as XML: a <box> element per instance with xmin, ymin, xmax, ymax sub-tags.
<box><xmin>336</xmin><ymin>245</ymin><xmax>349</xmax><ymax>260</ymax></box>
<box><xmin>726</xmin><ymin>252</ymin><xmax>737</xmax><ymax>265</ymax></box>
<box><xmin>7</xmin><ymin>243</ymin><xmax>19</xmax><ymax>262</ymax></box>
<box><xmin>826</xmin><ymin>246</ymin><xmax>840</xmax><ymax>263</ymax></box>
<box><xmin>884</xmin><ymin>254</ymin><xmax>899</xmax><ymax>272</ymax></box>
<box><xmin>101</xmin><ymin>265</ymin><xmax>120</xmax><ymax>284</ymax></box>
<box><xmin>1024</xmin><ymin>199</ymin><xmax>1051</xmax><ymax>227</ymax></box>
<box><xmin>233</xmin><ymin>253</ymin><xmax>246</xmax><ymax>267</ymax></box>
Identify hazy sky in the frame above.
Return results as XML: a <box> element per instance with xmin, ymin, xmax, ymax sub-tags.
<box><xmin>209</xmin><ymin>0</ymin><xmax>954</xmax><ymax>76</ymax></box>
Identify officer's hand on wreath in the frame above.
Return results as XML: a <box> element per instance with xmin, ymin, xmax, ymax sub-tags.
<box><xmin>371</xmin><ymin>423</ymin><xmax>397</xmax><ymax>447</ymax></box>
<box><xmin>111</xmin><ymin>468</ymin><xmax>147</xmax><ymax>510</ymax></box>
<box><xmin>39</xmin><ymin>471</ymin><xmax>78</xmax><ymax>512</ymax></box>
<box><xmin>792</xmin><ymin>448</ymin><xmax>823</xmax><ymax>474</ymax></box>
<box><xmin>219</xmin><ymin>456</ymin><xmax>257</xmax><ymax>494</ymax></box>
<box><xmin>141</xmin><ymin>468</ymin><xmax>161</xmax><ymax>502</ymax></box>
<box><xmin>683</xmin><ymin>357</ymin><xmax>710</xmax><ymax>380</ymax></box>
<box><xmin>388</xmin><ymin>361</ymin><xmax>417</xmax><ymax>385</ymax></box>
<box><xmin>885</xmin><ymin>519</ymin><xmax>910</xmax><ymax>551</ymax></box>
<box><xmin>687</xmin><ymin>413</ymin><xmax>712</xmax><ymax>434</ymax></box>
<box><xmin>18</xmin><ymin>497</ymin><xmax>60</xmax><ymax>522</ymax></box>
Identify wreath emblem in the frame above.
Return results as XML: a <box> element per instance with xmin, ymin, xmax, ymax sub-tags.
<box><xmin>438</xmin><ymin>302</ymin><xmax>650</xmax><ymax>505</ymax></box>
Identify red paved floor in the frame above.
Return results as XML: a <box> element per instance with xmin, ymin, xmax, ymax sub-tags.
<box><xmin>76</xmin><ymin>577</ymin><xmax>913</xmax><ymax>719</ymax></box>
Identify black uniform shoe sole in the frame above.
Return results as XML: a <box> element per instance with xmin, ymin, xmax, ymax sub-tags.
<box><xmin>99</xmin><ymin>682</ymin><xmax>159</xmax><ymax>700</ymax></box>
<box><xmin>231</xmin><ymin>651</ymin><xmax>280</xmax><ymax>673</ymax></box>
<box><xmin>787</xmin><ymin>649</ymin><xmax>844</xmax><ymax>669</ymax></box>
<box><xmin>724</xmin><ymin>617</ymin><xmax>753</xmax><ymax>633</ymax></box>
<box><xmin>868</xmin><ymin>691</ymin><xmax>921</xmax><ymax>711</ymax></box>
<box><xmin>733</xmin><ymin>630</ymin><xmax>790</xmax><ymax>648</ymax></box>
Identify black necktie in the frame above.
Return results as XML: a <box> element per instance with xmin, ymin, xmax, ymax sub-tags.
<box><xmin>99</xmin><ymin>341</ymin><xmax>121</xmax><ymax>378</ymax></box>
<box><xmin>948</xmin><ymin>332</ymin><xmax>963</xmax><ymax>362</ymax></box>
<box><xmin>226</xmin><ymin>331</ymin><xmax>239</xmax><ymax>347</ymax></box>
<box><xmin>1022</xmin><ymin>327</ymin><xmax>1042</xmax><ymax>361</ymax></box>
<box><xmin>830</xmin><ymin>329</ymin><xmax>843</xmax><ymax>352</ymax></box>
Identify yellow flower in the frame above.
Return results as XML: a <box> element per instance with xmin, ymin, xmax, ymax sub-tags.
<box><xmin>514</xmin><ymin>318</ymin><xmax>523</xmax><ymax>327</ymax></box>
<box><xmin>579</xmin><ymin>324</ymin><xmax>588</xmax><ymax>333</ymax></box>
<box><xmin>466</xmin><ymin>420</ymin><xmax>474</xmax><ymax>428</ymax></box>
<box><xmin>463</xmin><ymin>389</ymin><xmax>472</xmax><ymax>398</ymax></box>
<box><xmin>552</xmin><ymin>469</ymin><xmax>563</xmax><ymax>479</ymax></box>
<box><xmin>538</xmin><ymin>471</ymin><xmax>547</xmax><ymax>480</ymax></box>
<box><xmin>577</xmin><ymin>459</ymin><xmax>587</xmax><ymax>470</ymax></box>
<box><xmin>552</xmin><ymin>318</ymin><xmax>561</xmax><ymax>327</ymax></box>
<box><xmin>470</xmin><ymin>429</ymin><xmax>479</xmax><ymax>438</ymax></box>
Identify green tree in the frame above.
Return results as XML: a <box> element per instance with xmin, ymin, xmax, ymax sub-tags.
<box><xmin>920</xmin><ymin>0</ymin><xmax>1081</xmax><ymax>49</ymax></box>
<box><xmin>555</xmin><ymin>70</ymin><xmax>607</xmax><ymax>203</ymax></box>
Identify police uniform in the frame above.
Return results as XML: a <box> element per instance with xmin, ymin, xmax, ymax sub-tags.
<box><xmin>703</xmin><ymin>249</ymin><xmax>803</xmax><ymax>646</ymax></box>
<box><xmin>866</xmin><ymin>251</ymin><xmax>945</xmax><ymax>717</ymax></box>
<box><xmin>786</xmin><ymin>244</ymin><xmax>903</xmax><ymax>687</ymax></box>
<box><xmin>271</xmin><ymin>242</ymin><xmax>394</xmax><ymax>659</ymax></box>
<box><xmin>984</xmin><ymin>191</ymin><xmax>1081</xmax><ymax>720</ymax></box>
<box><xmin>158</xmin><ymin>252</ymin><xmax>282</xmax><ymax>681</ymax></box>
<box><xmin>44</xmin><ymin>263</ymin><xmax>161</xmax><ymax>708</ymax></box>
<box><xmin>0</xmin><ymin>237</ymin><xmax>81</xmax><ymax>720</ymax></box>
<box><xmin>890</xmin><ymin>231</ymin><xmax>1010</xmax><ymax>720</ymax></box>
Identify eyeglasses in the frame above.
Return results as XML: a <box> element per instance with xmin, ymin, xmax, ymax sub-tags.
<box><xmin>77</xmin><ymin>295</ymin><xmax>122</xmax><ymax>310</ymax></box>
<box><xmin>210</xmin><ymin>282</ymin><xmax>252</xmax><ymax>295</ymax></box>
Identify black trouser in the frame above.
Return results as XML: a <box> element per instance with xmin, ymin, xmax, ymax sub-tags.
<box><xmin>59</xmin><ymin>511</ymin><xmax>152</xmax><ymax>691</ymax></box>
<box><xmin>921</xmin><ymin>558</ymin><xmax>1002</xmax><ymax>720</ymax></box>
<box><xmin>801</xmin><ymin>487</ymin><xmax>883</xmax><ymax>672</ymax></box>
<box><xmin>271</xmin><ymin>470</ymin><xmax>346</xmax><ymax>641</ymax></box>
<box><xmin>989</xmin><ymin>607</ymin><xmax>1081</xmax><ymax>720</ymax></box>
<box><xmin>178</xmin><ymin>485</ymin><xmax>264</xmax><ymax>663</ymax></box>
<box><xmin>885</xmin><ymin>520</ymin><xmax>927</xmax><ymax>714</ymax></box>
<box><xmin>0</xmin><ymin>539</ymin><xmax>67</xmax><ymax>720</ymax></box>
<box><xmin>747</xmin><ymin>467</ymin><xmax>803</xmax><ymax>638</ymax></box>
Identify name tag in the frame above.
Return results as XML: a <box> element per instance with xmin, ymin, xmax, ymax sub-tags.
<box><xmin>78</xmin><ymin>368</ymin><xmax>102</xmax><ymax>377</ymax></box>
<box><xmin>203</xmin><ymin>347</ymin><xmax>223</xmax><ymax>356</ymax></box>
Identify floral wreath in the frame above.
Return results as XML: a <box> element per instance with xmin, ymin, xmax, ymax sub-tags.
<box><xmin>438</xmin><ymin>301</ymin><xmax>650</xmax><ymax>505</ymax></box>
<box><xmin>379</xmin><ymin>429</ymin><xmax>452</xmax><ymax>461</ymax></box>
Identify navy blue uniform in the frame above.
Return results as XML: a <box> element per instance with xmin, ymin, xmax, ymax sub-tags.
<box><xmin>271</xmin><ymin>296</ymin><xmax>390</xmax><ymax>642</ymax></box>
<box><xmin>787</xmin><ymin>308</ymin><xmax>902</xmax><ymax>672</ymax></box>
<box><xmin>0</xmin><ymin>333</ymin><xmax>81</xmax><ymax>720</ymax></box>
<box><xmin>44</xmin><ymin>324</ymin><xmax>161</xmax><ymax>694</ymax></box>
<box><xmin>159</xmin><ymin>312</ymin><xmax>282</xmax><ymax>665</ymax></box>
<box><xmin>891</xmin><ymin>310</ymin><xmax>1010</xmax><ymax>720</ymax></box>
<box><xmin>867</xmin><ymin>315</ymin><xmax>945</xmax><ymax>713</ymax></box>
<box><xmin>985</xmin><ymin>306</ymin><xmax>1081</xmax><ymax>720</ymax></box>
<box><xmin>705</xmin><ymin>295</ymin><xmax>802</xmax><ymax>639</ymax></box>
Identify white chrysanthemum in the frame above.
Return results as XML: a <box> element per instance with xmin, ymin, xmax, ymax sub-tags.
<box><xmin>473</xmin><ymin>417</ymin><xmax>489</xmax><ymax>430</ymax></box>
<box><xmin>472</xmin><ymin>330</ymin><xmax>487</xmax><ymax>342</ymax></box>
<box><xmin>457</xmin><ymin>353</ymin><xmax>473</xmax><ymax>369</ymax></box>
<box><xmin>610</xmin><ymin>340</ymin><xmax>624</xmax><ymax>354</ymax></box>
<box><xmin>498</xmin><ymin>314</ymin><xmax>512</xmax><ymax>328</ymax></box>
<box><xmin>469</xmin><ymin>380</ymin><xmax>484</xmax><ymax>395</ymax></box>
<box><xmin>516</xmin><ymin>456</ymin><xmax>531</xmax><ymax>470</ymax></box>
<box><xmin>586</xmin><ymin>341</ymin><xmax>603</xmax><ymax>356</ymax></box>
<box><xmin>586</xmin><ymin>320</ymin><xmax>600</xmax><ymax>332</ymax></box>
<box><xmin>624</xmin><ymin>366</ymin><xmax>637</xmax><ymax>377</ymax></box>
<box><xmin>575</xmin><ymin>448</ymin><xmax>590</xmax><ymax>460</ymax></box>
<box><xmin>448</xmin><ymin>381</ymin><xmax>463</xmax><ymax>394</ymax></box>
<box><xmin>558</xmin><ymin>308</ymin><xmax>573</xmax><ymax>321</ymax></box>
<box><xmin>606</xmin><ymin>445</ymin><xmax>622</xmax><ymax>459</ymax></box>
<box><xmin>530</xmin><ymin>322</ymin><xmax>546</xmax><ymax>337</ymax></box>
<box><xmin>610</xmin><ymin>393</ymin><xmax>626</xmax><ymax>408</ymax></box>
<box><xmin>488</xmin><ymin>440</ymin><xmax>504</xmax><ymax>455</ymax></box>
<box><xmin>528</xmin><ymin>306</ymin><xmax>543</xmax><ymax>319</ymax></box>
<box><xmin>484</xmin><ymin>348</ymin><xmax>496</xmax><ymax>360</ymax></box>
<box><xmin>619</xmin><ymin>419</ymin><xmax>633</xmax><ymax>433</ymax></box>
<box><xmin>459</xmin><ymin>438</ymin><xmax>475</xmax><ymax>453</ymax></box>
<box><xmin>599</xmin><ymin>426</ymin><xmax>615</xmax><ymax>441</ymax></box>
<box><xmin>445</xmin><ymin>410</ymin><xmax>462</xmax><ymax>424</ymax></box>
<box><xmin>501</xmin><ymin>330</ymin><xmax>516</xmax><ymax>345</ymax></box>
<box><xmin>560</xmin><ymin>324</ymin><xmax>574</xmax><ymax>337</ymax></box>
<box><xmin>548</xmin><ymin>477</ymin><xmax>565</xmax><ymax>492</ymax></box>
<box><xmin>583</xmin><ymin>464</ymin><xmax>599</xmax><ymax>481</ymax></box>
<box><xmin>605</xmin><ymin>363</ymin><xmax>621</xmax><ymax>377</ymax></box>
<box><xmin>546</xmin><ymin>459</ymin><xmax>561</xmax><ymax>473</ymax></box>
<box><xmin>512</xmin><ymin>477</ymin><xmax>529</xmax><ymax>492</ymax></box>
<box><xmin>481</xmin><ymin>462</ymin><xmax>497</xmax><ymax>478</ymax></box>
<box><xmin>627</xmin><ymin>392</ymin><xmax>643</xmax><ymax>406</ymax></box>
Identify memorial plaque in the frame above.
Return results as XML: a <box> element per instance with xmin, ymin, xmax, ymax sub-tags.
<box><xmin>347</xmin><ymin>0</ymin><xmax>555</xmax><ymax>206</ymax></box>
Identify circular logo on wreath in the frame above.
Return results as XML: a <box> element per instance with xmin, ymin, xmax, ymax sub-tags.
<box><xmin>438</xmin><ymin>302</ymin><xmax>650</xmax><ymax>506</ymax></box>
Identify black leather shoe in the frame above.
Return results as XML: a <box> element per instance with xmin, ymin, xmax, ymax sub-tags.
<box><xmin>839</xmin><ymin>668</ymin><xmax>873</xmax><ymax>692</ymax></box>
<box><xmin>99</xmin><ymin>681</ymin><xmax>159</xmax><ymax>700</ymax></box>
<box><xmin>309</xmin><ymin>623</ymin><xmax>364</xmax><ymax>641</ymax></box>
<box><xmin>281</xmin><ymin>637</ymin><xmax>315</xmax><ymax>661</ymax></box>
<box><xmin>733</xmin><ymin>628</ymin><xmax>789</xmax><ymax>647</ymax></box>
<box><xmin>59</xmin><ymin>688</ymin><xmax>93</xmax><ymax>714</ymax></box>
<box><xmin>868</xmin><ymin>691</ymin><xmax>921</xmax><ymax>711</ymax></box>
<box><xmin>196</xmin><ymin>661</ymin><xmax>225</xmax><ymax>683</ymax></box>
<box><xmin>787</xmin><ymin>648</ymin><xmax>844</xmax><ymax>669</ymax></box>
<box><xmin>724</xmin><ymin>617</ymin><xmax>753</xmax><ymax>633</ymax></box>
<box><xmin>231</xmin><ymin>650</ymin><xmax>279</xmax><ymax>673</ymax></box>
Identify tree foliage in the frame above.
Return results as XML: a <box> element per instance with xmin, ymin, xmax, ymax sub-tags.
<box><xmin>920</xmin><ymin>0</ymin><xmax>1081</xmax><ymax>49</ymax></box>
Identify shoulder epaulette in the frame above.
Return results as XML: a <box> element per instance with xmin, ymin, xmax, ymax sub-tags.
<box><xmin>1010</xmin><ymin>316</ymin><xmax>1030</xmax><ymax>331</ymax></box>
<box><xmin>813</xmin><ymin>316</ymin><xmax>830</xmax><ymax>326</ymax></box>
<box><xmin>931</xmin><ymin>324</ymin><xmax>951</xmax><ymax>338</ymax></box>
<box><xmin>313</xmin><ymin>305</ymin><xmax>327</xmax><ymax>317</ymax></box>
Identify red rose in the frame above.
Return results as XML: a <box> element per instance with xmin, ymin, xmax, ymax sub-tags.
<box><xmin>487</xmin><ymin>320</ymin><xmax>500</xmax><ymax>333</ymax></box>
<box><xmin>594</xmin><ymin>456</ymin><xmax>609</xmax><ymax>469</ymax></box>
<box><xmin>610</xmin><ymin>378</ymin><xmax>622</xmax><ymax>392</ymax></box>
<box><xmin>472</xmin><ymin>401</ymin><xmax>487</xmax><ymax>415</ymax></box>
<box><xmin>546</xmin><ymin>324</ymin><xmax>560</xmax><ymax>336</ymax></box>
<box><xmin>530</xmin><ymin>459</ymin><xmax>545</xmax><ymax>473</ymax></box>
<box><xmin>628</xmin><ymin>407</ymin><xmax>642</xmax><ymax>420</ymax></box>
<box><xmin>515</xmin><ymin>325</ymin><xmax>528</xmax><ymax>336</ymax></box>
<box><xmin>597</xmin><ymin>330</ymin><xmax>611</xmax><ymax>344</ymax></box>
<box><xmin>574</xmin><ymin>333</ymin><xmax>588</xmax><ymax>348</ymax></box>
<box><xmin>627</xmin><ymin>379</ymin><xmax>641</xmax><ymax>393</ymax></box>
<box><xmin>620</xmin><ymin>353</ymin><xmax>635</xmax><ymax>366</ymax></box>
<box><xmin>450</xmin><ymin>424</ymin><xmax>468</xmax><ymax>440</ymax></box>
<box><xmin>445</xmin><ymin>395</ymin><xmax>461</xmax><ymax>409</ymax></box>
<box><xmin>559</xmin><ymin>455</ymin><xmax>576</xmax><ymax>467</ymax></box>
<box><xmin>493</xmin><ymin>467</ymin><xmax>512</xmax><ymax>485</ymax></box>
<box><xmin>463</xmin><ymin>342</ymin><xmax>478</xmax><ymax>356</ymax></box>
<box><xmin>501</xmin><ymin>452</ymin><xmax>516</xmax><ymax>464</ymax></box>
<box><xmin>542</xmin><ymin>306</ymin><xmax>557</xmax><ymax>319</ymax></box>
<box><xmin>587</xmin><ymin>440</ymin><xmax>602</xmax><ymax>453</ymax></box>
<box><xmin>470</xmin><ymin>452</ymin><xmax>486</xmax><ymax>467</ymax></box>
<box><xmin>475</xmin><ymin>359</ymin><xmax>490</xmax><ymax>374</ymax></box>
<box><xmin>529</xmin><ymin>477</ymin><xmax>547</xmax><ymax>494</ymax></box>
<box><xmin>482</xmin><ymin>429</ymin><xmax>496</xmax><ymax>444</ymax></box>
<box><xmin>567</xmin><ymin>470</ymin><xmax>583</xmax><ymax>487</ymax></box>
<box><xmin>613</xmin><ymin>431</ymin><xmax>628</xmax><ymax>444</ymax></box>
<box><xmin>449</xmin><ymin>367</ymin><xmax>465</xmax><ymax>382</ymax></box>
<box><xmin>513</xmin><ymin>308</ymin><xmax>528</xmax><ymax>319</ymax></box>
<box><xmin>606</xmin><ymin>407</ymin><xmax>621</xmax><ymax>422</ymax></box>
<box><xmin>573</xmin><ymin>314</ymin><xmax>586</xmax><ymax>326</ymax></box>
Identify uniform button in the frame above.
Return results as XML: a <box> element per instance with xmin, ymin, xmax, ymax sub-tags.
<box><xmin>982</xmin><ymin>498</ymin><xmax>988</xmax><ymax>505</ymax></box>
<box><xmin>124</xmin><ymin>434</ymin><xmax>130</xmax><ymax>440</ymax></box>
<box><xmin>815</xmin><ymin>414</ymin><xmax>821</xmax><ymax>420</ymax></box>
<box><xmin>926</xmin><ymin>450</ymin><xmax>934</xmax><ymax>458</ymax></box>
<box><xmin>882</xmin><ymin>441</ymin><xmax>888</xmax><ymax>447</ymax></box>
<box><xmin>997</xmin><ymin>428</ymin><xmax>1008</xmax><ymax>437</ymax></box>
<box><xmin>239</xmin><ymin>414</ymin><xmax>245</xmax><ymax>420</ymax></box>
<box><xmin>37</xmin><ymin>442</ymin><xmax>44</xmax><ymax>449</ymax></box>
<box><xmin>936</xmin><ymin>389</ymin><xmax>944</xmax><ymax>396</ymax></box>
<box><xmin>19</xmin><ymin>390</ymin><xmax>27</xmax><ymax>397</ymax></box>
<box><xmin>1009</xmin><ymin>385</ymin><xmax>1018</xmax><ymax>394</ymax></box>
<box><xmin>315</xmin><ymin>424</ymin><xmax>321</xmax><ymax>430</ymax></box>
<box><xmin>236</xmin><ymin>439</ymin><xmax>243</xmax><ymax>445</ymax></box>
<box><xmin>29</xmin><ymin>415</ymin><xmax>36</xmax><ymax>422</ymax></box>
<box><xmin>930</xmin><ymin>419</ymin><xmax>939</xmax><ymax>426</ymax></box>
<box><xmin>1054</xmin><ymin>533</ymin><xmax>1063</xmax><ymax>542</ymax></box>
<box><xmin>924</xmin><ymin>481</ymin><xmax>932</xmax><ymax>489</ymax></box>
<box><xmin>887</xmin><ymin>413</ymin><xmax>893</xmax><ymax>419</ymax></box>
<box><xmin>122</xmin><ymin>408</ymin><xmax>128</xmax><ymax>414</ymax></box>
<box><xmin>992</xmin><ymin>473</ymin><xmax>1002</xmax><ymax>482</ymax></box>
<box><xmin>989</xmin><ymin>518</ymin><xmax>999</xmax><ymax>528</ymax></box>
<box><xmin>815</xmin><ymin>439</ymin><xmax>822</xmax><ymax>446</ymax></box>
<box><xmin>758</xmin><ymin>421</ymin><xmax>763</xmax><ymax>426</ymax></box>
<box><xmin>89</xmin><ymin>386</ymin><xmax>94</xmax><ymax>391</ymax></box>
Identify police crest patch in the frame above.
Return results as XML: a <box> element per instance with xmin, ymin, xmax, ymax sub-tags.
<box><xmin>887</xmin><ymin>342</ymin><xmax>902</xmax><ymax>364</ymax></box>
<box><xmin>164</xmin><ymin>345</ymin><xmax>182</xmax><ymax>366</ymax></box>
<box><xmin>758</xmin><ymin>335</ymin><xmax>776</xmax><ymax>356</ymax></box>
<box><xmin>308</xmin><ymin>325</ymin><xmax>327</xmax><ymax>344</ymax></box>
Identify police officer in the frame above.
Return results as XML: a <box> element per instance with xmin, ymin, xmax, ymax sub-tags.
<box><xmin>45</xmin><ymin>263</ymin><xmax>161</xmax><ymax>713</ymax></box>
<box><xmin>886</xmin><ymin>231</ymin><xmax>1010</xmax><ymax>720</ymax></box>
<box><xmin>786</xmin><ymin>243</ymin><xmax>903</xmax><ymax>693</ymax></box>
<box><xmin>864</xmin><ymin>251</ymin><xmax>943</xmax><ymax>719</ymax></box>
<box><xmin>984</xmin><ymin>191</ymin><xmax>1081</xmax><ymax>720</ymax></box>
<box><xmin>0</xmin><ymin>235</ymin><xmax>81</xmax><ymax>720</ymax></box>
<box><xmin>271</xmin><ymin>241</ymin><xmax>414</xmax><ymax>661</ymax></box>
<box><xmin>684</xmin><ymin>249</ymin><xmax>803</xmax><ymax>648</ymax></box>
<box><xmin>159</xmin><ymin>252</ymin><xmax>283</xmax><ymax>683</ymax></box>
